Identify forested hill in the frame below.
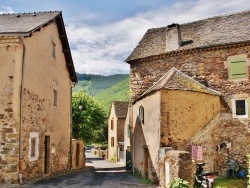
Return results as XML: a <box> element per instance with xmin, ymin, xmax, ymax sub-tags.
<box><xmin>73</xmin><ymin>73</ymin><xmax>130</xmax><ymax>114</ymax></box>
<box><xmin>74</xmin><ymin>73</ymin><xmax>129</xmax><ymax>96</ymax></box>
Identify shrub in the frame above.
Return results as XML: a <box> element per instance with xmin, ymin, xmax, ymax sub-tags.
<box><xmin>169</xmin><ymin>178</ymin><xmax>189</xmax><ymax>188</ymax></box>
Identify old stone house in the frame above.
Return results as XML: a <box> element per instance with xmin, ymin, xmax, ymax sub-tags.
<box><xmin>108</xmin><ymin>101</ymin><xmax>128</xmax><ymax>162</ymax></box>
<box><xmin>126</xmin><ymin>10</ymin><xmax>250</xmax><ymax>186</ymax></box>
<box><xmin>0</xmin><ymin>11</ymin><xmax>77</xmax><ymax>184</ymax></box>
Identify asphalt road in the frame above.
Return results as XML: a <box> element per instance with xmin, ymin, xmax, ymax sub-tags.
<box><xmin>3</xmin><ymin>151</ymin><xmax>157</xmax><ymax>188</ymax></box>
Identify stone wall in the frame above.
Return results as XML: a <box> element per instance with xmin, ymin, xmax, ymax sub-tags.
<box><xmin>129</xmin><ymin>45</ymin><xmax>250</xmax><ymax>177</ymax></box>
<box><xmin>71</xmin><ymin>139</ymin><xmax>85</xmax><ymax>170</ymax></box>
<box><xmin>129</xmin><ymin>45</ymin><xmax>250</xmax><ymax>101</ymax></box>
<box><xmin>0</xmin><ymin>38</ymin><xmax>23</xmax><ymax>184</ymax></box>
<box><xmin>189</xmin><ymin>113</ymin><xmax>250</xmax><ymax>176</ymax></box>
<box><xmin>158</xmin><ymin>150</ymin><xmax>193</xmax><ymax>188</ymax></box>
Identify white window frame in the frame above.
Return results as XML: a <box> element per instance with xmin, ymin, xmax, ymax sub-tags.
<box><xmin>28</xmin><ymin>132</ymin><xmax>39</xmax><ymax>162</ymax></box>
<box><xmin>231</xmin><ymin>99</ymin><xmax>248</xmax><ymax>118</ymax></box>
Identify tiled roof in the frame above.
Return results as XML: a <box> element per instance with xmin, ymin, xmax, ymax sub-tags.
<box><xmin>126</xmin><ymin>10</ymin><xmax>250</xmax><ymax>62</ymax></box>
<box><xmin>134</xmin><ymin>67</ymin><xmax>221</xmax><ymax>103</ymax></box>
<box><xmin>113</xmin><ymin>101</ymin><xmax>129</xmax><ymax>118</ymax></box>
<box><xmin>0</xmin><ymin>11</ymin><xmax>77</xmax><ymax>82</ymax></box>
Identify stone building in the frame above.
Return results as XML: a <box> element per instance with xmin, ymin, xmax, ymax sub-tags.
<box><xmin>0</xmin><ymin>12</ymin><xmax>77</xmax><ymax>184</ymax></box>
<box><xmin>108</xmin><ymin>101</ymin><xmax>128</xmax><ymax>162</ymax></box>
<box><xmin>126</xmin><ymin>10</ymin><xmax>250</xmax><ymax>186</ymax></box>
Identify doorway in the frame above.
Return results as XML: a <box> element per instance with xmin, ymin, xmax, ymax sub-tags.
<box><xmin>44</xmin><ymin>135</ymin><xmax>50</xmax><ymax>174</ymax></box>
<box><xmin>144</xmin><ymin>147</ymin><xmax>149</xmax><ymax>179</ymax></box>
<box><xmin>76</xmin><ymin>143</ymin><xmax>80</xmax><ymax>167</ymax></box>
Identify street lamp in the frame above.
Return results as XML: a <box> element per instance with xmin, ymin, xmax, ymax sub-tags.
<box><xmin>78</xmin><ymin>100</ymin><xmax>83</xmax><ymax>110</ymax></box>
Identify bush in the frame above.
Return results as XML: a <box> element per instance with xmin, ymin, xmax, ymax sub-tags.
<box><xmin>169</xmin><ymin>178</ymin><xmax>189</xmax><ymax>188</ymax></box>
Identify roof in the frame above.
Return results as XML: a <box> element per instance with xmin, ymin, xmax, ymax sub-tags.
<box><xmin>113</xmin><ymin>101</ymin><xmax>129</xmax><ymax>118</ymax></box>
<box><xmin>134</xmin><ymin>67</ymin><xmax>221</xmax><ymax>103</ymax></box>
<box><xmin>126</xmin><ymin>10</ymin><xmax>250</xmax><ymax>62</ymax></box>
<box><xmin>0</xmin><ymin>11</ymin><xmax>77</xmax><ymax>82</ymax></box>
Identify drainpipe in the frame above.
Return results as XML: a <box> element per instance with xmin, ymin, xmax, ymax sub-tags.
<box><xmin>19</xmin><ymin>36</ymin><xmax>26</xmax><ymax>184</ymax></box>
<box><xmin>69</xmin><ymin>84</ymin><xmax>74</xmax><ymax>170</ymax></box>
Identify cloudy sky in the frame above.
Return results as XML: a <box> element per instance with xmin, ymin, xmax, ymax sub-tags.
<box><xmin>1</xmin><ymin>0</ymin><xmax>250</xmax><ymax>75</ymax></box>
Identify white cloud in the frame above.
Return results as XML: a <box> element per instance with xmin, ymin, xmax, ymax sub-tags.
<box><xmin>66</xmin><ymin>0</ymin><xmax>250</xmax><ymax>75</ymax></box>
<box><xmin>0</xmin><ymin>6</ymin><xmax>15</xmax><ymax>14</ymax></box>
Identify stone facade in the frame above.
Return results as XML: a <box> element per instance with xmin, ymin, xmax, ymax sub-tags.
<box><xmin>158</xmin><ymin>150</ymin><xmax>193</xmax><ymax>187</ymax></box>
<box><xmin>0</xmin><ymin>12</ymin><xmax>77</xmax><ymax>184</ymax></box>
<box><xmin>71</xmin><ymin>139</ymin><xmax>85</xmax><ymax>170</ymax></box>
<box><xmin>126</xmin><ymin>11</ymin><xmax>250</xmax><ymax>184</ymax></box>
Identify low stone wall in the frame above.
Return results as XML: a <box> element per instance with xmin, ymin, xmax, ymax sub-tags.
<box><xmin>71</xmin><ymin>139</ymin><xmax>85</xmax><ymax>170</ymax></box>
<box><xmin>158</xmin><ymin>150</ymin><xmax>193</xmax><ymax>188</ymax></box>
<box><xmin>92</xmin><ymin>148</ymin><xmax>108</xmax><ymax>159</ymax></box>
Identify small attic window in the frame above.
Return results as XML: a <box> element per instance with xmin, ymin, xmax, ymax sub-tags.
<box><xmin>51</xmin><ymin>41</ymin><xmax>56</xmax><ymax>58</ymax></box>
<box><xmin>138</xmin><ymin>106</ymin><xmax>144</xmax><ymax>124</ymax></box>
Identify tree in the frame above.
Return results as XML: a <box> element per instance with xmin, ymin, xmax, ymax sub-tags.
<box><xmin>72</xmin><ymin>91</ymin><xmax>106</xmax><ymax>144</ymax></box>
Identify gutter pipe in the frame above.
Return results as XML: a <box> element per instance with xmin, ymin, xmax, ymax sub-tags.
<box><xmin>18</xmin><ymin>36</ymin><xmax>26</xmax><ymax>184</ymax></box>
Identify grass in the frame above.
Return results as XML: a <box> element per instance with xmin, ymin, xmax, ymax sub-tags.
<box><xmin>214</xmin><ymin>178</ymin><xmax>247</xmax><ymax>188</ymax></box>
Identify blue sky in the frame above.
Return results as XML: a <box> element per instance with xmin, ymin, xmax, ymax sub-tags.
<box><xmin>1</xmin><ymin>0</ymin><xmax>250</xmax><ymax>75</ymax></box>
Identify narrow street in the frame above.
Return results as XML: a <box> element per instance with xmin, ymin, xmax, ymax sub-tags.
<box><xmin>4</xmin><ymin>151</ymin><xmax>157</xmax><ymax>188</ymax></box>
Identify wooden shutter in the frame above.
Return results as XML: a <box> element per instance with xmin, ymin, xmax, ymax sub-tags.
<box><xmin>230</xmin><ymin>59</ymin><xmax>246</xmax><ymax>79</ymax></box>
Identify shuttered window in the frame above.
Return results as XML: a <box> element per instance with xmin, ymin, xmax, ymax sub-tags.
<box><xmin>230</xmin><ymin>59</ymin><xmax>246</xmax><ymax>79</ymax></box>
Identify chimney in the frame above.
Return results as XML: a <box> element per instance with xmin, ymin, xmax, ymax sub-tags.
<box><xmin>166</xmin><ymin>23</ymin><xmax>182</xmax><ymax>51</ymax></box>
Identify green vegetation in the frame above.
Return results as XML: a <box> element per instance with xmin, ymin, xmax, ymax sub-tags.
<box><xmin>74</xmin><ymin>73</ymin><xmax>129</xmax><ymax>96</ymax></box>
<box><xmin>95</xmin><ymin>78</ymin><xmax>129</xmax><ymax>114</ymax></box>
<box><xmin>169</xmin><ymin>178</ymin><xmax>189</xmax><ymax>188</ymax></box>
<box><xmin>214</xmin><ymin>178</ymin><xmax>247</xmax><ymax>188</ymax></box>
<box><xmin>72</xmin><ymin>91</ymin><xmax>106</xmax><ymax>144</ymax></box>
<box><xmin>73</xmin><ymin>73</ymin><xmax>129</xmax><ymax>115</ymax></box>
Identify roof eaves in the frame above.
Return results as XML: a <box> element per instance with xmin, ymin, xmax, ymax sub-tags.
<box><xmin>0</xmin><ymin>33</ymin><xmax>30</xmax><ymax>37</ymax></box>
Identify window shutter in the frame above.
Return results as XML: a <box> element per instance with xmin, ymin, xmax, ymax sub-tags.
<box><xmin>230</xmin><ymin>59</ymin><xmax>246</xmax><ymax>79</ymax></box>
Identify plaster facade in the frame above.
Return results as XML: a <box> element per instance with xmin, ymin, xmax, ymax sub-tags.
<box><xmin>0</xmin><ymin>12</ymin><xmax>77</xmax><ymax>184</ymax></box>
<box><xmin>108</xmin><ymin>101</ymin><xmax>127</xmax><ymax>162</ymax></box>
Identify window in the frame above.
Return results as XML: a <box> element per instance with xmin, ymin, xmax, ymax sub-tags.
<box><xmin>138</xmin><ymin>106</ymin><xmax>144</xmax><ymax>124</ymax></box>
<box><xmin>111</xmin><ymin>119</ymin><xmax>114</xmax><ymax>130</ymax></box>
<box><xmin>31</xmin><ymin>138</ymin><xmax>36</xmax><ymax>157</ymax></box>
<box><xmin>29</xmin><ymin>132</ymin><xmax>39</xmax><ymax>161</ymax></box>
<box><xmin>232</xmin><ymin>98</ymin><xmax>249</xmax><ymax>118</ymax></box>
<box><xmin>53</xmin><ymin>90</ymin><xmax>57</xmax><ymax>106</ymax></box>
<box><xmin>51</xmin><ymin>41</ymin><xmax>56</xmax><ymax>58</ymax></box>
<box><xmin>127</xmin><ymin>124</ymin><xmax>130</xmax><ymax>138</ymax></box>
<box><xmin>229</xmin><ymin>59</ymin><xmax>246</xmax><ymax>79</ymax></box>
<box><xmin>111</xmin><ymin>137</ymin><xmax>114</xmax><ymax>147</ymax></box>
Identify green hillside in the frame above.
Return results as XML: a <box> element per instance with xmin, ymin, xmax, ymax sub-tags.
<box><xmin>95</xmin><ymin>78</ymin><xmax>129</xmax><ymax>114</ymax></box>
<box><xmin>74</xmin><ymin>73</ymin><xmax>129</xmax><ymax>96</ymax></box>
<box><xmin>73</xmin><ymin>73</ymin><xmax>129</xmax><ymax>114</ymax></box>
